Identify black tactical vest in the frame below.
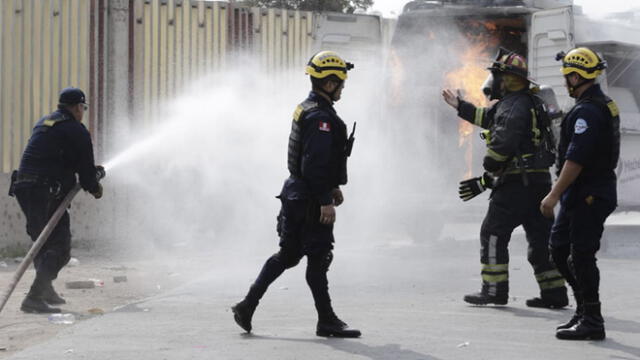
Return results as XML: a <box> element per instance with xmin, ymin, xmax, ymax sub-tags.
<box><xmin>288</xmin><ymin>99</ymin><xmax>318</xmax><ymax>178</ymax></box>
<box><xmin>287</xmin><ymin>99</ymin><xmax>351</xmax><ymax>186</ymax></box>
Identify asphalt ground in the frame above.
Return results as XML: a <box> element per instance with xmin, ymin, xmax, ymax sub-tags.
<box><xmin>4</xmin><ymin>238</ymin><xmax>640</xmax><ymax>360</ymax></box>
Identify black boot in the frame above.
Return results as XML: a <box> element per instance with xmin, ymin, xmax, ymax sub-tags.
<box><xmin>556</xmin><ymin>302</ymin><xmax>605</xmax><ymax>340</ymax></box>
<box><xmin>557</xmin><ymin>293</ymin><xmax>584</xmax><ymax>330</ymax></box>
<box><xmin>316</xmin><ymin>311</ymin><xmax>361</xmax><ymax>338</ymax></box>
<box><xmin>463</xmin><ymin>291</ymin><xmax>507</xmax><ymax>306</ymax></box>
<box><xmin>42</xmin><ymin>281</ymin><xmax>66</xmax><ymax>305</ymax></box>
<box><xmin>526</xmin><ymin>286</ymin><xmax>569</xmax><ymax>309</ymax></box>
<box><xmin>231</xmin><ymin>299</ymin><xmax>257</xmax><ymax>333</ymax></box>
<box><xmin>21</xmin><ymin>276</ymin><xmax>61</xmax><ymax>314</ymax></box>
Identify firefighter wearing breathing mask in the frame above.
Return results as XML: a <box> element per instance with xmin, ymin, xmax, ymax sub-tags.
<box><xmin>442</xmin><ymin>49</ymin><xmax>567</xmax><ymax>308</ymax></box>
<box><xmin>232</xmin><ymin>51</ymin><xmax>360</xmax><ymax>338</ymax></box>
<box><xmin>540</xmin><ymin>48</ymin><xmax>619</xmax><ymax>341</ymax></box>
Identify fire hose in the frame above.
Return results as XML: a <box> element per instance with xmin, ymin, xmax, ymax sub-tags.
<box><xmin>0</xmin><ymin>168</ymin><xmax>105</xmax><ymax>315</ymax></box>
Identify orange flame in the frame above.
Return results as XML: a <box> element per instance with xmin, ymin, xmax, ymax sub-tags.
<box><xmin>446</xmin><ymin>41</ymin><xmax>493</xmax><ymax>178</ymax></box>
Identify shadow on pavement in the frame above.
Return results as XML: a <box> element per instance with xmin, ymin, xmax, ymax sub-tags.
<box><xmin>481</xmin><ymin>305</ymin><xmax>570</xmax><ymax>322</ymax></box>
<box><xmin>244</xmin><ymin>334</ymin><xmax>443</xmax><ymax>360</ymax></box>
<box><xmin>607</xmin><ymin>317</ymin><xmax>640</xmax><ymax>335</ymax></box>
<box><xmin>593</xmin><ymin>338</ymin><xmax>640</xmax><ymax>359</ymax></box>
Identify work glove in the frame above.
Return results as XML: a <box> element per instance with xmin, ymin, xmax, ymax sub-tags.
<box><xmin>91</xmin><ymin>183</ymin><xmax>103</xmax><ymax>200</ymax></box>
<box><xmin>459</xmin><ymin>173</ymin><xmax>494</xmax><ymax>202</ymax></box>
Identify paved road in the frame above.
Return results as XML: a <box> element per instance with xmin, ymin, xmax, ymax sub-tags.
<box><xmin>6</xmin><ymin>240</ymin><xmax>640</xmax><ymax>360</ymax></box>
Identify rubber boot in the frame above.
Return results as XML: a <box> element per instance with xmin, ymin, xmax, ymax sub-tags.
<box><xmin>42</xmin><ymin>281</ymin><xmax>66</xmax><ymax>305</ymax></box>
<box><xmin>316</xmin><ymin>311</ymin><xmax>361</xmax><ymax>338</ymax></box>
<box><xmin>463</xmin><ymin>291</ymin><xmax>508</xmax><ymax>306</ymax></box>
<box><xmin>21</xmin><ymin>275</ymin><xmax>62</xmax><ymax>314</ymax></box>
<box><xmin>231</xmin><ymin>299</ymin><xmax>257</xmax><ymax>333</ymax></box>
<box><xmin>556</xmin><ymin>302</ymin><xmax>605</xmax><ymax>340</ymax></box>
<box><xmin>557</xmin><ymin>292</ymin><xmax>584</xmax><ymax>330</ymax></box>
<box><xmin>526</xmin><ymin>286</ymin><xmax>569</xmax><ymax>309</ymax></box>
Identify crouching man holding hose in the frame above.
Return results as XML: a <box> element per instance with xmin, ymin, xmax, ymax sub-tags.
<box><xmin>8</xmin><ymin>87</ymin><xmax>105</xmax><ymax>314</ymax></box>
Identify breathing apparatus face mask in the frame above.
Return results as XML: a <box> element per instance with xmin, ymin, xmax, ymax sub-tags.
<box><xmin>482</xmin><ymin>72</ymin><xmax>504</xmax><ymax>101</ymax></box>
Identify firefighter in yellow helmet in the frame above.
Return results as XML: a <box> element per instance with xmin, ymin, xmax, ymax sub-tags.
<box><xmin>442</xmin><ymin>48</ymin><xmax>567</xmax><ymax>308</ymax></box>
<box><xmin>541</xmin><ymin>47</ymin><xmax>620</xmax><ymax>341</ymax></box>
<box><xmin>232</xmin><ymin>51</ymin><xmax>360</xmax><ymax>338</ymax></box>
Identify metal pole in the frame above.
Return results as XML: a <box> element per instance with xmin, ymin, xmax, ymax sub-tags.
<box><xmin>0</xmin><ymin>183</ymin><xmax>82</xmax><ymax>315</ymax></box>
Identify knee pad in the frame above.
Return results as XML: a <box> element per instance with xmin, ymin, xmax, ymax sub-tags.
<box><xmin>309</xmin><ymin>251</ymin><xmax>333</xmax><ymax>272</ymax></box>
<box><xmin>273</xmin><ymin>250</ymin><xmax>302</xmax><ymax>269</ymax></box>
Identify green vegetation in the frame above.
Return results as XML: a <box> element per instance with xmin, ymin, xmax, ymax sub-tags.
<box><xmin>241</xmin><ymin>0</ymin><xmax>373</xmax><ymax>13</ymax></box>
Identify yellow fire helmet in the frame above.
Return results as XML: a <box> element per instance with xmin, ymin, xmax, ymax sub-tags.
<box><xmin>305</xmin><ymin>51</ymin><xmax>354</xmax><ymax>81</ymax></box>
<box><xmin>557</xmin><ymin>47</ymin><xmax>607</xmax><ymax>79</ymax></box>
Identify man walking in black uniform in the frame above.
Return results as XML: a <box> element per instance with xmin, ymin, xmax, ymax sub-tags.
<box><xmin>8</xmin><ymin>87</ymin><xmax>104</xmax><ymax>313</ymax></box>
<box><xmin>442</xmin><ymin>49</ymin><xmax>568</xmax><ymax>307</ymax></box>
<box><xmin>232</xmin><ymin>51</ymin><xmax>360</xmax><ymax>338</ymax></box>
<box><xmin>541</xmin><ymin>47</ymin><xmax>619</xmax><ymax>341</ymax></box>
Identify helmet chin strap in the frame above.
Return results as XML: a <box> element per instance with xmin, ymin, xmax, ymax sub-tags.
<box><xmin>566</xmin><ymin>76</ymin><xmax>590</xmax><ymax>98</ymax></box>
<box><xmin>320</xmin><ymin>79</ymin><xmax>343</xmax><ymax>102</ymax></box>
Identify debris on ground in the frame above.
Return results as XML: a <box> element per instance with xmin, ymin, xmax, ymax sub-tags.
<box><xmin>113</xmin><ymin>275</ymin><xmax>128</xmax><ymax>283</ymax></box>
<box><xmin>89</xmin><ymin>278</ymin><xmax>104</xmax><ymax>287</ymax></box>
<box><xmin>65</xmin><ymin>281</ymin><xmax>95</xmax><ymax>289</ymax></box>
<box><xmin>67</xmin><ymin>258</ymin><xmax>80</xmax><ymax>267</ymax></box>
<box><xmin>47</xmin><ymin>314</ymin><xmax>75</xmax><ymax>325</ymax></box>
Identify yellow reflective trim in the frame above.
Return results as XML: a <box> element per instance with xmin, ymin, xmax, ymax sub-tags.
<box><xmin>474</xmin><ymin>108</ymin><xmax>485</xmax><ymax>126</ymax></box>
<box><xmin>482</xmin><ymin>273</ymin><xmax>508</xmax><ymax>283</ymax></box>
<box><xmin>530</xmin><ymin>108</ymin><xmax>541</xmax><ymax>146</ymax></box>
<box><xmin>482</xmin><ymin>264</ymin><xmax>508</xmax><ymax>272</ymax></box>
<box><xmin>43</xmin><ymin>119</ymin><xmax>56</xmax><ymax>127</ymax></box>
<box><xmin>480</xmin><ymin>130</ymin><xmax>491</xmax><ymax>145</ymax></box>
<box><xmin>504</xmin><ymin>168</ymin><xmax>549</xmax><ymax>175</ymax></box>
<box><xmin>607</xmin><ymin>101</ymin><xmax>620</xmax><ymax>117</ymax></box>
<box><xmin>535</xmin><ymin>269</ymin><xmax>562</xmax><ymax>281</ymax></box>
<box><xmin>487</xmin><ymin>148</ymin><xmax>509</xmax><ymax>162</ymax></box>
<box><xmin>293</xmin><ymin>105</ymin><xmax>303</xmax><ymax>122</ymax></box>
<box><xmin>539</xmin><ymin>279</ymin><xmax>566</xmax><ymax>290</ymax></box>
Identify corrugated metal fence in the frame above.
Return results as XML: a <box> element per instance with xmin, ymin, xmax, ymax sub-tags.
<box><xmin>0</xmin><ymin>0</ymin><xmax>383</xmax><ymax>173</ymax></box>
<box><xmin>0</xmin><ymin>0</ymin><xmax>103</xmax><ymax>173</ymax></box>
<box><xmin>131</xmin><ymin>0</ymin><xmax>314</xmax><ymax>124</ymax></box>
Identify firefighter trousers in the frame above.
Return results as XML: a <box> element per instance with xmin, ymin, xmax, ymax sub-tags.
<box><xmin>479</xmin><ymin>181</ymin><xmax>565</xmax><ymax>298</ymax></box>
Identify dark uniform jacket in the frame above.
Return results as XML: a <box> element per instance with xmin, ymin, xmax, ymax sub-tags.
<box><xmin>18</xmin><ymin>108</ymin><xmax>100</xmax><ymax>193</ymax></box>
<box><xmin>282</xmin><ymin>91</ymin><xmax>349</xmax><ymax>206</ymax></box>
<box><xmin>557</xmin><ymin>84</ymin><xmax>620</xmax><ymax>207</ymax></box>
<box><xmin>457</xmin><ymin>90</ymin><xmax>551</xmax><ymax>184</ymax></box>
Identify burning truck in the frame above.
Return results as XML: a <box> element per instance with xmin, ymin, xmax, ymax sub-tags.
<box><xmin>383</xmin><ymin>0</ymin><xmax>640</xmax><ymax>239</ymax></box>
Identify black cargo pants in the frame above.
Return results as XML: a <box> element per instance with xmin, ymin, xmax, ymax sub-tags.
<box><xmin>13</xmin><ymin>186</ymin><xmax>71</xmax><ymax>281</ymax></box>
<box><xmin>245</xmin><ymin>197</ymin><xmax>335</xmax><ymax>315</ymax></box>
<box><xmin>550</xmin><ymin>195</ymin><xmax>616</xmax><ymax>304</ymax></box>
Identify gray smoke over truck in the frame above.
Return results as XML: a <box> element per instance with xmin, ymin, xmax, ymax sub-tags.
<box><xmin>388</xmin><ymin>0</ymin><xmax>640</xmax><ymax>221</ymax></box>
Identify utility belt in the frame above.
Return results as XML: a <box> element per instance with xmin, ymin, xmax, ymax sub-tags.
<box><xmin>494</xmin><ymin>153</ymin><xmax>550</xmax><ymax>187</ymax></box>
<box><xmin>8</xmin><ymin>170</ymin><xmax>64</xmax><ymax>198</ymax></box>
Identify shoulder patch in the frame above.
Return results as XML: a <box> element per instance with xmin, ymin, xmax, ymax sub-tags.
<box><xmin>319</xmin><ymin>121</ymin><xmax>331</xmax><ymax>132</ymax></box>
<box><xmin>293</xmin><ymin>100</ymin><xmax>319</xmax><ymax>122</ymax></box>
<box><xmin>607</xmin><ymin>101</ymin><xmax>620</xmax><ymax>118</ymax></box>
<box><xmin>574</xmin><ymin>118</ymin><xmax>589</xmax><ymax>134</ymax></box>
<box><xmin>293</xmin><ymin>105</ymin><xmax>304</xmax><ymax>122</ymax></box>
<box><xmin>42</xmin><ymin>114</ymin><xmax>70</xmax><ymax>127</ymax></box>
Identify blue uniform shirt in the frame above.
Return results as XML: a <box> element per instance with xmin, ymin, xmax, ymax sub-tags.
<box><xmin>19</xmin><ymin>108</ymin><xmax>100</xmax><ymax>193</ymax></box>
<box><xmin>558</xmin><ymin>84</ymin><xmax>618</xmax><ymax>206</ymax></box>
